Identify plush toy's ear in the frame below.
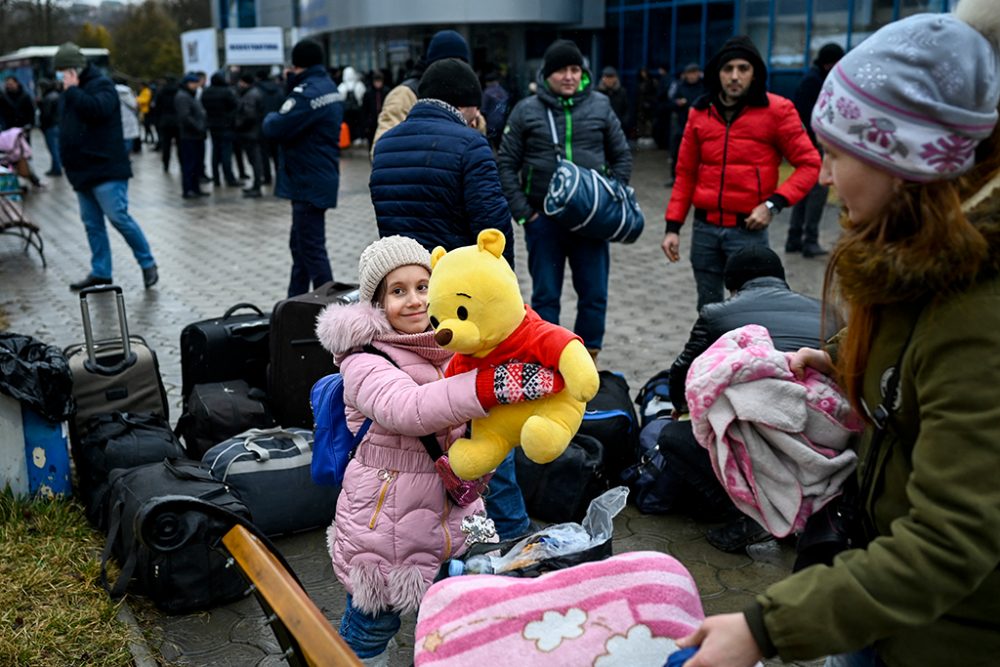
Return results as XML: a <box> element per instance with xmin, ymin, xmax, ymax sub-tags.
<box><xmin>430</xmin><ymin>246</ymin><xmax>447</xmax><ymax>270</ymax></box>
<box><xmin>476</xmin><ymin>229</ymin><xmax>506</xmax><ymax>259</ymax></box>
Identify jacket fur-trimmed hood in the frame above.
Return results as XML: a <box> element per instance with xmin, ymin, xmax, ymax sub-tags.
<box><xmin>315</xmin><ymin>301</ymin><xmax>393</xmax><ymax>356</ymax></box>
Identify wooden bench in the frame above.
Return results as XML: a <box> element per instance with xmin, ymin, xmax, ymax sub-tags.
<box><xmin>0</xmin><ymin>189</ymin><xmax>45</xmax><ymax>267</ymax></box>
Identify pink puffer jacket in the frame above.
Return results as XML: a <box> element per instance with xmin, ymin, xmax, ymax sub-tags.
<box><xmin>316</xmin><ymin>301</ymin><xmax>488</xmax><ymax>615</ymax></box>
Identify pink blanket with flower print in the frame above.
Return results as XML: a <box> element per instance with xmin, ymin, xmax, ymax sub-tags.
<box><xmin>685</xmin><ymin>325</ymin><xmax>863</xmax><ymax>537</ymax></box>
<box><xmin>414</xmin><ymin>551</ymin><xmax>705</xmax><ymax>667</ymax></box>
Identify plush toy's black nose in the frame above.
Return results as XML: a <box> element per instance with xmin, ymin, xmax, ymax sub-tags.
<box><xmin>434</xmin><ymin>328</ymin><xmax>453</xmax><ymax>345</ymax></box>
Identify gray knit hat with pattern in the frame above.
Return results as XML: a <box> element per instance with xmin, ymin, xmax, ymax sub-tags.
<box><xmin>358</xmin><ymin>236</ymin><xmax>432</xmax><ymax>304</ymax></box>
<box><xmin>811</xmin><ymin>0</ymin><xmax>1000</xmax><ymax>182</ymax></box>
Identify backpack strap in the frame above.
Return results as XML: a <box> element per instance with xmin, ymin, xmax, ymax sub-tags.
<box><xmin>360</xmin><ymin>344</ymin><xmax>446</xmax><ymax>461</ymax></box>
<box><xmin>100</xmin><ymin>496</ymin><xmax>137</xmax><ymax>598</ymax></box>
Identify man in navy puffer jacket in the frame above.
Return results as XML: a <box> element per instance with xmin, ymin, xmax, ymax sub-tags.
<box><xmin>370</xmin><ymin>58</ymin><xmax>514</xmax><ymax>267</ymax></box>
<box><xmin>262</xmin><ymin>39</ymin><xmax>343</xmax><ymax>297</ymax></box>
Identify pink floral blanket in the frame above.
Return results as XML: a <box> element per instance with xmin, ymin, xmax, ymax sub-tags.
<box><xmin>414</xmin><ymin>551</ymin><xmax>703</xmax><ymax>666</ymax></box>
<box><xmin>686</xmin><ymin>325</ymin><xmax>863</xmax><ymax>537</ymax></box>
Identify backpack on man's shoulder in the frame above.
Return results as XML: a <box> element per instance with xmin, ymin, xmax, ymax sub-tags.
<box><xmin>309</xmin><ymin>372</ymin><xmax>371</xmax><ymax>486</ymax></box>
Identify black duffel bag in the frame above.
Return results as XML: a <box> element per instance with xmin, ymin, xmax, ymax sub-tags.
<box><xmin>176</xmin><ymin>380</ymin><xmax>274</xmax><ymax>459</ymax></box>
<box><xmin>76</xmin><ymin>411</ymin><xmax>186</xmax><ymax>527</ymax></box>
<box><xmin>100</xmin><ymin>458</ymin><xmax>251</xmax><ymax>614</ymax></box>
<box><xmin>515</xmin><ymin>433</ymin><xmax>608</xmax><ymax>523</ymax></box>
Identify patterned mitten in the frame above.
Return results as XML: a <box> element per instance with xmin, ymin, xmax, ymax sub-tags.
<box><xmin>475</xmin><ymin>362</ymin><xmax>565</xmax><ymax>410</ymax></box>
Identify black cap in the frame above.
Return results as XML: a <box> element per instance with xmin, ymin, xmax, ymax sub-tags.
<box><xmin>418</xmin><ymin>58</ymin><xmax>482</xmax><ymax>108</ymax></box>
<box><xmin>815</xmin><ymin>43</ymin><xmax>845</xmax><ymax>67</ymax></box>
<box><xmin>291</xmin><ymin>39</ymin><xmax>324</xmax><ymax>68</ymax></box>
<box><xmin>542</xmin><ymin>40</ymin><xmax>584</xmax><ymax>78</ymax></box>
<box><xmin>723</xmin><ymin>245</ymin><xmax>785</xmax><ymax>292</ymax></box>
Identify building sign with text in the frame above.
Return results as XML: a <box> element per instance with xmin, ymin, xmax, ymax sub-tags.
<box><xmin>224</xmin><ymin>27</ymin><xmax>285</xmax><ymax>66</ymax></box>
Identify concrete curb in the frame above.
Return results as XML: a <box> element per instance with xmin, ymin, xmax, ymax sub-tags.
<box><xmin>117</xmin><ymin>601</ymin><xmax>159</xmax><ymax>667</ymax></box>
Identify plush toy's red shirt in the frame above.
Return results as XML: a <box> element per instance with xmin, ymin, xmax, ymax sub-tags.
<box><xmin>445</xmin><ymin>306</ymin><xmax>581</xmax><ymax>376</ymax></box>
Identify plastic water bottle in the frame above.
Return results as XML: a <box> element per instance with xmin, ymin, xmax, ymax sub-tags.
<box><xmin>446</xmin><ymin>555</ymin><xmax>494</xmax><ymax>576</ymax></box>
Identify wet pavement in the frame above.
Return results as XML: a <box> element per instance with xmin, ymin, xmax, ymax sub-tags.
<box><xmin>0</xmin><ymin>138</ymin><xmax>839</xmax><ymax>666</ymax></box>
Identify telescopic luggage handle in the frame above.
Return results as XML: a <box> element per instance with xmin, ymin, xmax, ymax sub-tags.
<box><xmin>79</xmin><ymin>284</ymin><xmax>136</xmax><ymax>374</ymax></box>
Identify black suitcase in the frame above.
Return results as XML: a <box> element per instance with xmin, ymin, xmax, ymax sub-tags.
<box><xmin>268</xmin><ymin>281</ymin><xmax>359</xmax><ymax>428</ymax></box>
<box><xmin>64</xmin><ymin>285</ymin><xmax>169</xmax><ymax>437</ymax></box>
<box><xmin>202</xmin><ymin>427</ymin><xmax>337</xmax><ymax>536</ymax></box>
<box><xmin>100</xmin><ymin>458</ymin><xmax>251</xmax><ymax>614</ymax></box>
<box><xmin>175</xmin><ymin>380</ymin><xmax>275</xmax><ymax>459</ymax></box>
<box><xmin>179</xmin><ymin>303</ymin><xmax>270</xmax><ymax>400</ymax></box>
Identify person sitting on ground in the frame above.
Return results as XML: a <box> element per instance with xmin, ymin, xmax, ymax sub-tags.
<box><xmin>659</xmin><ymin>244</ymin><xmax>837</xmax><ymax>553</ymax></box>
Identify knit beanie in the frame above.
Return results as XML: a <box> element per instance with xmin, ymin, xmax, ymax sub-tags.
<box><xmin>426</xmin><ymin>30</ymin><xmax>470</xmax><ymax>64</ymax></box>
<box><xmin>418</xmin><ymin>58</ymin><xmax>482</xmax><ymax>108</ymax></box>
<box><xmin>291</xmin><ymin>39</ymin><xmax>324</xmax><ymax>69</ymax></box>
<box><xmin>53</xmin><ymin>42</ymin><xmax>85</xmax><ymax>70</ymax></box>
<box><xmin>358</xmin><ymin>236</ymin><xmax>433</xmax><ymax>305</ymax></box>
<box><xmin>811</xmin><ymin>1</ymin><xmax>1000</xmax><ymax>182</ymax></box>
<box><xmin>723</xmin><ymin>245</ymin><xmax>785</xmax><ymax>292</ymax></box>
<box><xmin>542</xmin><ymin>40</ymin><xmax>584</xmax><ymax>78</ymax></box>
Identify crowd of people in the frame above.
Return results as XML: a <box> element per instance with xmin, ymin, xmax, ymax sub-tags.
<box><xmin>12</xmin><ymin>3</ymin><xmax>1000</xmax><ymax>662</ymax></box>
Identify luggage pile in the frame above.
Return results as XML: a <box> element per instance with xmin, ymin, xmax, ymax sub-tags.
<box><xmin>60</xmin><ymin>282</ymin><xmax>357</xmax><ymax>613</ymax></box>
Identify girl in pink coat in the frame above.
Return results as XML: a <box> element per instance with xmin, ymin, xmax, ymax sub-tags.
<box><xmin>316</xmin><ymin>236</ymin><xmax>558</xmax><ymax>665</ymax></box>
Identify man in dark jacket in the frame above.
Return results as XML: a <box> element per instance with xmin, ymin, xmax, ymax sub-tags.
<box><xmin>175</xmin><ymin>73</ymin><xmax>208</xmax><ymax>198</ymax></box>
<box><xmin>262</xmin><ymin>39</ymin><xmax>343</xmax><ymax>297</ymax></box>
<box><xmin>370</xmin><ymin>58</ymin><xmax>514</xmax><ymax>266</ymax></box>
<box><xmin>0</xmin><ymin>76</ymin><xmax>35</xmax><ymax>132</ymax></box>
<box><xmin>153</xmin><ymin>76</ymin><xmax>179</xmax><ymax>172</ymax></box>
<box><xmin>256</xmin><ymin>71</ymin><xmax>284</xmax><ymax>185</ymax></box>
<box><xmin>361</xmin><ymin>71</ymin><xmax>385</xmax><ymax>146</ymax></box>
<box><xmin>666</xmin><ymin>63</ymin><xmax>706</xmax><ymax>183</ymax></box>
<box><xmin>54</xmin><ymin>42</ymin><xmax>158</xmax><ymax>291</ymax></box>
<box><xmin>497</xmin><ymin>39</ymin><xmax>632</xmax><ymax>359</ymax></box>
<box><xmin>201</xmin><ymin>72</ymin><xmax>240</xmax><ymax>187</ymax></box>
<box><xmin>480</xmin><ymin>71</ymin><xmax>510</xmax><ymax>150</ymax></box>
<box><xmin>597</xmin><ymin>66</ymin><xmax>630</xmax><ymax>135</ymax></box>
<box><xmin>784</xmin><ymin>43</ymin><xmax>845</xmax><ymax>258</ymax></box>
<box><xmin>235</xmin><ymin>74</ymin><xmax>265</xmax><ymax>197</ymax></box>
<box><xmin>37</xmin><ymin>79</ymin><xmax>62</xmax><ymax>176</ymax></box>
<box><xmin>660</xmin><ymin>245</ymin><xmax>836</xmax><ymax>552</ymax></box>
<box><xmin>661</xmin><ymin>36</ymin><xmax>821</xmax><ymax>311</ymax></box>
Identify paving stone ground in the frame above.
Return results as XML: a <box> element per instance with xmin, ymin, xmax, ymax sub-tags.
<box><xmin>0</xmin><ymin>139</ymin><xmax>839</xmax><ymax>666</ymax></box>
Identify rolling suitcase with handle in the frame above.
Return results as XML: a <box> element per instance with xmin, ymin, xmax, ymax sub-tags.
<box><xmin>179</xmin><ymin>302</ymin><xmax>271</xmax><ymax>401</ymax></box>
<box><xmin>268</xmin><ymin>281</ymin><xmax>359</xmax><ymax>428</ymax></box>
<box><xmin>64</xmin><ymin>285</ymin><xmax>169</xmax><ymax>437</ymax></box>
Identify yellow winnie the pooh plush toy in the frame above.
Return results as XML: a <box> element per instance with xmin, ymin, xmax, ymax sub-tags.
<box><xmin>428</xmin><ymin>229</ymin><xmax>600</xmax><ymax>480</ymax></box>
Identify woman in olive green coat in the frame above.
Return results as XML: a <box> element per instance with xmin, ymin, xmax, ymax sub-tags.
<box><xmin>675</xmin><ymin>3</ymin><xmax>1000</xmax><ymax>666</ymax></box>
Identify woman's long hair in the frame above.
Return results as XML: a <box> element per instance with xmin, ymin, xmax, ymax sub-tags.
<box><xmin>823</xmin><ymin>115</ymin><xmax>1000</xmax><ymax>412</ymax></box>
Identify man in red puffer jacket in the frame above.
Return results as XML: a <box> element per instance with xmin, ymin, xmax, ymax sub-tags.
<box><xmin>661</xmin><ymin>36</ymin><xmax>820</xmax><ymax>311</ymax></box>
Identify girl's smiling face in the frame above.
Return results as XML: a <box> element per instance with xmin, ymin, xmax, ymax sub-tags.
<box><xmin>381</xmin><ymin>264</ymin><xmax>431</xmax><ymax>334</ymax></box>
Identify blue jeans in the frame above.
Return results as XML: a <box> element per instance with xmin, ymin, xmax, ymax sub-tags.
<box><xmin>690</xmin><ymin>219</ymin><xmax>769</xmax><ymax>311</ymax></box>
<box><xmin>523</xmin><ymin>212</ymin><xmax>610</xmax><ymax>350</ymax></box>
<box><xmin>825</xmin><ymin>647</ymin><xmax>883</xmax><ymax>667</ymax></box>
<box><xmin>76</xmin><ymin>180</ymin><xmax>155</xmax><ymax>279</ymax></box>
<box><xmin>339</xmin><ymin>594</ymin><xmax>401</xmax><ymax>659</ymax></box>
<box><xmin>288</xmin><ymin>200</ymin><xmax>333</xmax><ymax>297</ymax></box>
<box><xmin>485</xmin><ymin>451</ymin><xmax>531</xmax><ymax>540</ymax></box>
<box><xmin>43</xmin><ymin>126</ymin><xmax>61</xmax><ymax>175</ymax></box>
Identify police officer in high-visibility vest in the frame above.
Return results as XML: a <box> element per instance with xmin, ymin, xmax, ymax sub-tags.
<box><xmin>262</xmin><ymin>39</ymin><xmax>344</xmax><ymax>297</ymax></box>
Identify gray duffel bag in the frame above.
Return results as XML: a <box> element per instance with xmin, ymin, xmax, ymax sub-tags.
<box><xmin>202</xmin><ymin>427</ymin><xmax>338</xmax><ymax>536</ymax></box>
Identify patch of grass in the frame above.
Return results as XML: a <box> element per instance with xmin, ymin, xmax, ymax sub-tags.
<box><xmin>0</xmin><ymin>490</ymin><xmax>133</xmax><ymax>666</ymax></box>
